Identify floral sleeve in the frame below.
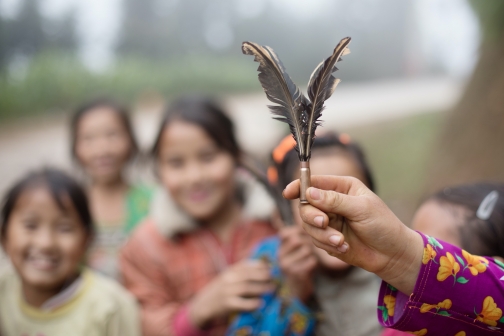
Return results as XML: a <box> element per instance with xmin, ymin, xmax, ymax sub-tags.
<box><xmin>378</xmin><ymin>232</ymin><xmax>504</xmax><ymax>335</ymax></box>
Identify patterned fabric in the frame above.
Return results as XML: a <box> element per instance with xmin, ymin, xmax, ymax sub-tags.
<box><xmin>88</xmin><ymin>185</ymin><xmax>153</xmax><ymax>279</ymax></box>
<box><xmin>226</xmin><ymin>237</ymin><xmax>316</xmax><ymax>336</ymax></box>
<box><xmin>120</xmin><ymin>218</ymin><xmax>276</xmax><ymax>336</ymax></box>
<box><xmin>378</xmin><ymin>232</ymin><xmax>504</xmax><ymax>335</ymax></box>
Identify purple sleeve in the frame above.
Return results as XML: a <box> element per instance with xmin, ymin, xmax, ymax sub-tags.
<box><xmin>377</xmin><ymin>232</ymin><xmax>504</xmax><ymax>335</ymax></box>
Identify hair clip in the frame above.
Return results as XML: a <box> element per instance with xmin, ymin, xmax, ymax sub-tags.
<box><xmin>267</xmin><ymin>166</ymin><xmax>278</xmax><ymax>185</ymax></box>
<box><xmin>476</xmin><ymin>190</ymin><xmax>499</xmax><ymax>220</ymax></box>
<box><xmin>272</xmin><ymin>136</ymin><xmax>297</xmax><ymax>164</ymax></box>
<box><xmin>339</xmin><ymin>133</ymin><xmax>351</xmax><ymax>145</ymax></box>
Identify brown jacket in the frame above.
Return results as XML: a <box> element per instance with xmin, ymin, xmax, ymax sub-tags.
<box><xmin>120</xmin><ymin>175</ymin><xmax>276</xmax><ymax>336</ymax></box>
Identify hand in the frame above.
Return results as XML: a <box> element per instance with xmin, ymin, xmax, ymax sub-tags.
<box><xmin>278</xmin><ymin>226</ymin><xmax>317</xmax><ymax>302</ymax></box>
<box><xmin>189</xmin><ymin>260</ymin><xmax>273</xmax><ymax>327</ymax></box>
<box><xmin>283</xmin><ymin>175</ymin><xmax>424</xmax><ymax>295</ymax></box>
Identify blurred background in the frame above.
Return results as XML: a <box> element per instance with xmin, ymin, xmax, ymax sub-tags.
<box><xmin>0</xmin><ymin>0</ymin><xmax>503</xmax><ymax>222</ymax></box>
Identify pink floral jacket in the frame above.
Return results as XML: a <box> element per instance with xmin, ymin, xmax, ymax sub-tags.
<box><xmin>378</xmin><ymin>232</ymin><xmax>504</xmax><ymax>335</ymax></box>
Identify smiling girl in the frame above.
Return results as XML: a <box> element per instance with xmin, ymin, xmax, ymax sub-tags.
<box><xmin>0</xmin><ymin>168</ymin><xmax>140</xmax><ymax>336</ymax></box>
<box><xmin>71</xmin><ymin>99</ymin><xmax>152</xmax><ymax>279</ymax></box>
<box><xmin>120</xmin><ymin>96</ymin><xmax>276</xmax><ymax>336</ymax></box>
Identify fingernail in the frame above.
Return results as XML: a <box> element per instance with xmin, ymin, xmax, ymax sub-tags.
<box><xmin>337</xmin><ymin>243</ymin><xmax>349</xmax><ymax>253</ymax></box>
<box><xmin>309</xmin><ymin>187</ymin><xmax>321</xmax><ymax>200</ymax></box>
<box><xmin>314</xmin><ymin>216</ymin><xmax>324</xmax><ymax>227</ymax></box>
<box><xmin>329</xmin><ymin>235</ymin><xmax>341</xmax><ymax>246</ymax></box>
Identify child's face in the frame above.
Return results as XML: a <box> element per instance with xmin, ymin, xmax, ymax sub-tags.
<box><xmin>2</xmin><ymin>186</ymin><xmax>89</xmax><ymax>291</ymax></box>
<box><xmin>157</xmin><ymin>120</ymin><xmax>237</xmax><ymax>221</ymax></box>
<box><xmin>75</xmin><ymin>107</ymin><xmax>132</xmax><ymax>184</ymax></box>
<box><xmin>292</xmin><ymin>150</ymin><xmax>367</xmax><ymax>270</ymax></box>
<box><xmin>411</xmin><ymin>200</ymin><xmax>463</xmax><ymax>248</ymax></box>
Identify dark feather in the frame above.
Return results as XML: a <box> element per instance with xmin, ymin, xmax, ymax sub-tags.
<box><xmin>242</xmin><ymin>42</ymin><xmax>309</xmax><ymax>160</ymax></box>
<box><xmin>305</xmin><ymin>37</ymin><xmax>351</xmax><ymax>154</ymax></box>
<box><xmin>239</xmin><ymin>155</ymin><xmax>294</xmax><ymax>225</ymax></box>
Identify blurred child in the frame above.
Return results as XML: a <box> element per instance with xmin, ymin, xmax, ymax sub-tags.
<box><xmin>228</xmin><ymin>132</ymin><xmax>382</xmax><ymax>336</ymax></box>
<box><xmin>382</xmin><ymin>182</ymin><xmax>504</xmax><ymax>336</ymax></box>
<box><xmin>71</xmin><ymin>98</ymin><xmax>152</xmax><ymax>279</ymax></box>
<box><xmin>0</xmin><ymin>168</ymin><xmax>140</xmax><ymax>336</ymax></box>
<box><xmin>119</xmin><ymin>96</ymin><xmax>277</xmax><ymax>336</ymax></box>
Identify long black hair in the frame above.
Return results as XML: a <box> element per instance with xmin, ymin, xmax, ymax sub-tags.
<box><xmin>430</xmin><ymin>183</ymin><xmax>504</xmax><ymax>257</ymax></box>
<box><xmin>1</xmin><ymin>168</ymin><xmax>94</xmax><ymax>239</ymax></box>
<box><xmin>152</xmin><ymin>96</ymin><xmax>241</xmax><ymax>161</ymax></box>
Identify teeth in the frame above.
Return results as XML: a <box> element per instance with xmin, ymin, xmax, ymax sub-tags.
<box><xmin>28</xmin><ymin>255</ymin><xmax>58</xmax><ymax>269</ymax></box>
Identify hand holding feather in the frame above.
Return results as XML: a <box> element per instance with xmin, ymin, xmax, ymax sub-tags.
<box><xmin>242</xmin><ymin>37</ymin><xmax>351</xmax><ymax>203</ymax></box>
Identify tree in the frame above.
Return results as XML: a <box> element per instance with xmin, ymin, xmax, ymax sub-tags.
<box><xmin>6</xmin><ymin>0</ymin><xmax>46</xmax><ymax>57</ymax></box>
<box><xmin>427</xmin><ymin>0</ymin><xmax>504</xmax><ymax>190</ymax></box>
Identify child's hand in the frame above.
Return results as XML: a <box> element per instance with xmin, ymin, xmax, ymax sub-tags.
<box><xmin>278</xmin><ymin>226</ymin><xmax>317</xmax><ymax>302</ymax></box>
<box><xmin>189</xmin><ymin>260</ymin><xmax>273</xmax><ymax>327</ymax></box>
<box><xmin>283</xmin><ymin>175</ymin><xmax>424</xmax><ymax>295</ymax></box>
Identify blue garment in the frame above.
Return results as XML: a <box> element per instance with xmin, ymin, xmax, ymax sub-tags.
<box><xmin>226</xmin><ymin>237</ymin><xmax>316</xmax><ymax>336</ymax></box>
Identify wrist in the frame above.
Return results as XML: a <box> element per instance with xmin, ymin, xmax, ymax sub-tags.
<box><xmin>188</xmin><ymin>293</ymin><xmax>213</xmax><ymax>328</ymax></box>
<box><xmin>376</xmin><ymin>227</ymin><xmax>423</xmax><ymax>295</ymax></box>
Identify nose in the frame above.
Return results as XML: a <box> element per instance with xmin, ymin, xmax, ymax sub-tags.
<box><xmin>184</xmin><ymin>161</ymin><xmax>205</xmax><ymax>185</ymax></box>
<box><xmin>33</xmin><ymin>227</ymin><xmax>57</xmax><ymax>251</ymax></box>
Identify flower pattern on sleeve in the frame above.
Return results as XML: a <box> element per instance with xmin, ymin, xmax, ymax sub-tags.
<box><xmin>475</xmin><ymin>296</ymin><xmax>503</xmax><ymax>327</ymax></box>
<box><xmin>419</xmin><ymin>299</ymin><xmax>452</xmax><ymax>316</ymax></box>
<box><xmin>377</xmin><ymin>232</ymin><xmax>504</xmax><ymax>335</ymax></box>
<box><xmin>422</xmin><ymin>244</ymin><xmax>437</xmax><ymax>265</ymax></box>
<box><xmin>462</xmin><ymin>250</ymin><xmax>489</xmax><ymax>276</ymax></box>
<box><xmin>437</xmin><ymin>252</ymin><xmax>464</xmax><ymax>284</ymax></box>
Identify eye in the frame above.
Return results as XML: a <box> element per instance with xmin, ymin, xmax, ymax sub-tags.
<box><xmin>57</xmin><ymin>220</ymin><xmax>77</xmax><ymax>233</ymax></box>
<box><xmin>80</xmin><ymin>134</ymin><xmax>94</xmax><ymax>143</ymax></box>
<box><xmin>199</xmin><ymin>150</ymin><xmax>218</xmax><ymax>163</ymax></box>
<box><xmin>22</xmin><ymin>219</ymin><xmax>39</xmax><ymax>231</ymax></box>
<box><xmin>106</xmin><ymin>129</ymin><xmax>121</xmax><ymax>139</ymax></box>
<box><xmin>164</xmin><ymin>157</ymin><xmax>184</xmax><ymax>169</ymax></box>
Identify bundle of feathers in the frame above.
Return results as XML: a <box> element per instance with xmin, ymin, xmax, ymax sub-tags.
<box><xmin>242</xmin><ymin>37</ymin><xmax>351</xmax><ymax>162</ymax></box>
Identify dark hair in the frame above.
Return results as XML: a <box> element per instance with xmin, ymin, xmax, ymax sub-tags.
<box><xmin>429</xmin><ymin>183</ymin><xmax>504</xmax><ymax>257</ymax></box>
<box><xmin>70</xmin><ymin>98</ymin><xmax>138</xmax><ymax>161</ymax></box>
<box><xmin>1</xmin><ymin>168</ymin><xmax>94</xmax><ymax>239</ymax></box>
<box><xmin>152</xmin><ymin>96</ymin><xmax>241</xmax><ymax>160</ymax></box>
<box><xmin>274</xmin><ymin>132</ymin><xmax>375</xmax><ymax>192</ymax></box>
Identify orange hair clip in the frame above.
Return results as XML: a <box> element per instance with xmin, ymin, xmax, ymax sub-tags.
<box><xmin>272</xmin><ymin>136</ymin><xmax>297</xmax><ymax>164</ymax></box>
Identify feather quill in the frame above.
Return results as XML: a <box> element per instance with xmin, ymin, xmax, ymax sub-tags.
<box><xmin>305</xmin><ymin>37</ymin><xmax>351</xmax><ymax>154</ymax></box>
<box><xmin>242</xmin><ymin>37</ymin><xmax>351</xmax><ymax>203</ymax></box>
<box><xmin>242</xmin><ymin>42</ymin><xmax>309</xmax><ymax>160</ymax></box>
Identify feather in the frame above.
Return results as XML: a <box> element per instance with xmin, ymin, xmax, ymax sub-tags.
<box><xmin>305</xmin><ymin>37</ymin><xmax>351</xmax><ymax>154</ymax></box>
<box><xmin>242</xmin><ymin>42</ymin><xmax>309</xmax><ymax>161</ymax></box>
<box><xmin>242</xmin><ymin>37</ymin><xmax>351</xmax><ymax>203</ymax></box>
<box><xmin>240</xmin><ymin>155</ymin><xmax>294</xmax><ymax>225</ymax></box>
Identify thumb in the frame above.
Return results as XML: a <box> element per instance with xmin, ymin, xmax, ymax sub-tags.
<box><xmin>305</xmin><ymin>187</ymin><xmax>362</xmax><ymax>220</ymax></box>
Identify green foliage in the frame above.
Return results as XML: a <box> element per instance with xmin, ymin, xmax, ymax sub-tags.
<box><xmin>469</xmin><ymin>0</ymin><xmax>504</xmax><ymax>40</ymax></box>
<box><xmin>0</xmin><ymin>52</ymin><xmax>260</xmax><ymax>120</ymax></box>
